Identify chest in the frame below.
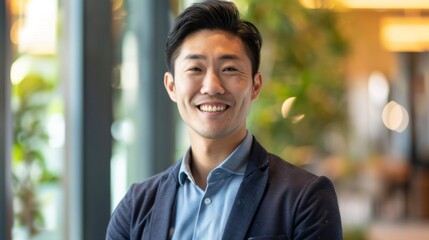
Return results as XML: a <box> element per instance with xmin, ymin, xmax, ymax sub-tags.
<box><xmin>171</xmin><ymin>173</ymin><xmax>244</xmax><ymax>240</ymax></box>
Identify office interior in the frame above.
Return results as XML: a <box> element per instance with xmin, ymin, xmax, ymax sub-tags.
<box><xmin>1</xmin><ymin>0</ymin><xmax>429</xmax><ymax>239</ymax></box>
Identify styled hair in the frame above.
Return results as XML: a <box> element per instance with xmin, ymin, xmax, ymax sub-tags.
<box><xmin>165</xmin><ymin>0</ymin><xmax>262</xmax><ymax>76</ymax></box>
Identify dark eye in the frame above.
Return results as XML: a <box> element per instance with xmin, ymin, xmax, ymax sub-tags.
<box><xmin>188</xmin><ymin>67</ymin><xmax>202</xmax><ymax>72</ymax></box>
<box><xmin>223</xmin><ymin>67</ymin><xmax>237</xmax><ymax>72</ymax></box>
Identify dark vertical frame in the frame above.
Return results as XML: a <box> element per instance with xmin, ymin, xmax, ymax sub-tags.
<box><xmin>143</xmin><ymin>0</ymin><xmax>175</xmax><ymax>175</ymax></box>
<box><xmin>406</xmin><ymin>52</ymin><xmax>429</xmax><ymax>219</ymax></box>
<box><xmin>405</xmin><ymin>52</ymin><xmax>429</xmax><ymax>167</ymax></box>
<box><xmin>407</xmin><ymin>52</ymin><xmax>419</xmax><ymax>166</ymax></box>
<box><xmin>73</xmin><ymin>0</ymin><xmax>173</xmax><ymax>238</ymax></box>
<box><xmin>0</xmin><ymin>0</ymin><xmax>13</xmax><ymax>239</ymax></box>
<box><xmin>128</xmin><ymin>0</ymin><xmax>174</xmax><ymax>182</ymax></box>
<box><xmin>82</xmin><ymin>0</ymin><xmax>112</xmax><ymax>239</ymax></box>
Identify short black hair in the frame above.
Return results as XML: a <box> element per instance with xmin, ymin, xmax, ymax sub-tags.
<box><xmin>165</xmin><ymin>0</ymin><xmax>262</xmax><ymax>76</ymax></box>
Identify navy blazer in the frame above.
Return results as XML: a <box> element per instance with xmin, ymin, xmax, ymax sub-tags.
<box><xmin>106</xmin><ymin>138</ymin><xmax>343</xmax><ymax>240</ymax></box>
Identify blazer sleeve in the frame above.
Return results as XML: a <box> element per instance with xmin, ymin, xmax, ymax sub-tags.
<box><xmin>293</xmin><ymin>176</ymin><xmax>342</xmax><ymax>240</ymax></box>
<box><xmin>106</xmin><ymin>186</ymin><xmax>133</xmax><ymax>240</ymax></box>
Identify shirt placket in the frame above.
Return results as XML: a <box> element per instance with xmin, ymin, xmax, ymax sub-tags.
<box><xmin>192</xmin><ymin>171</ymin><xmax>226</xmax><ymax>240</ymax></box>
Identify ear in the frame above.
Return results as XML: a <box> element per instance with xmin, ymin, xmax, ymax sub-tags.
<box><xmin>164</xmin><ymin>72</ymin><xmax>177</xmax><ymax>102</ymax></box>
<box><xmin>251</xmin><ymin>72</ymin><xmax>263</xmax><ymax>101</ymax></box>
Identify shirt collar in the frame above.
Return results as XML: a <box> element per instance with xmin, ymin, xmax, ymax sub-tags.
<box><xmin>178</xmin><ymin>132</ymin><xmax>252</xmax><ymax>186</ymax></box>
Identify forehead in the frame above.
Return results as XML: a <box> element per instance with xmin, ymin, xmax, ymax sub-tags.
<box><xmin>176</xmin><ymin>30</ymin><xmax>249</xmax><ymax>61</ymax></box>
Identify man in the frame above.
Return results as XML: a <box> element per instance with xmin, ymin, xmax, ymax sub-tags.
<box><xmin>106</xmin><ymin>1</ymin><xmax>342</xmax><ymax>239</ymax></box>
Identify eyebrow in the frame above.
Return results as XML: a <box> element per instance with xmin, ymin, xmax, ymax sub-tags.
<box><xmin>184</xmin><ymin>54</ymin><xmax>205</xmax><ymax>60</ymax></box>
<box><xmin>183</xmin><ymin>54</ymin><xmax>241</xmax><ymax>61</ymax></box>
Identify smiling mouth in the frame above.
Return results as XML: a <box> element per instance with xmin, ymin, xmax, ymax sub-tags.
<box><xmin>198</xmin><ymin>104</ymin><xmax>228</xmax><ymax>112</ymax></box>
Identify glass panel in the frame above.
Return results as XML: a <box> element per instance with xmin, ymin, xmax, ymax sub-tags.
<box><xmin>9</xmin><ymin>0</ymin><xmax>64</xmax><ymax>239</ymax></box>
<box><xmin>110</xmin><ymin>0</ymin><xmax>178</xmax><ymax>210</ymax></box>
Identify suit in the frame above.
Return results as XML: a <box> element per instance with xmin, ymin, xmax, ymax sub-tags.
<box><xmin>106</xmin><ymin>137</ymin><xmax>343</xmax><ymax>240</ymax></box>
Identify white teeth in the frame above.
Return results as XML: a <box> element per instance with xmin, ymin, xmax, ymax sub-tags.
<box><xmin>199</xmin><ymin>105</ymin><xmax>226</xmax><ymax>112</ymax></box>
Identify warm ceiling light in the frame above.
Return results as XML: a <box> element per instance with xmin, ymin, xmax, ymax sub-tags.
<box><xmin>381</xmin><ymin>17</ymin><xmax>429</xmax><ymax>52</ymax></box>
<box><xmin>382</xmin><ymin>101</ymin><xmax>409</xmax><ymax>133</ymax></box>
<box><xmin>300</xmin><ymin>0</ymin><xmax>429</xmax><ymax>9</ymax></box>
<box><xmin>339</xmin><ymin>0</ymin><xmax>429</xmax><ymax>9</ymax></box>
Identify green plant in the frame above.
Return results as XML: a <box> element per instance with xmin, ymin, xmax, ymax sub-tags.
<box><xmin>11</xmin><ymin>55</ymin><xmax>60</xmax><ymax>236</ymax></box>
<box><xmin>237</xmin><ymin>0</ymin><xmax>349</xmax><ymax>164</ymax></box>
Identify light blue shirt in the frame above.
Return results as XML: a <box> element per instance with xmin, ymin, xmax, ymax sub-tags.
<box><xmin>171</xmin><ymin>132</ymin><xmax>252</xmax><ymax>240</ymax></box>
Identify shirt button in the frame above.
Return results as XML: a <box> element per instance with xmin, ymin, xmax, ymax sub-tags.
<box><xmin>204</xmin><ymin>198</ymin><xmax>212</xmax><ymax>205</ymax></box>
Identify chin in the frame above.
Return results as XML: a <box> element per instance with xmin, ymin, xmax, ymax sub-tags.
<box><xmin>191</xmin><ymin>128</ymin><xmax>225</xmax><ymax>139</ymax></box>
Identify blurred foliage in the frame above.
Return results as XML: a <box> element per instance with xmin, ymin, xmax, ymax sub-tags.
<box><xmin>343</xmin><ymin>228</ymin><xmax>366</xmax><ymax>240</ymax></box>
<box><xmin>237</xmin><ymin>0</ymin><xmax>349</xmax><ymax>164</ymax></box>
<box><xmin>11</xmin><ymin>55</ymin><xmax>60</xmax><ymax>236</ymax></box>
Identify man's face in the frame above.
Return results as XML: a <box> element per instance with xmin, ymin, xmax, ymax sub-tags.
<box><xmin>164</xmin><ymin>30</ymin><xmax>262</xmax><ymax>141</ymax></box>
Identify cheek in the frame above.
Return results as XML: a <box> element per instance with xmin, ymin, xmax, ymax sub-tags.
<box><xmin>174</xmin><ymin>83</ymin><xmax>196</xmax><ymax>107</ymax></box>
<box><xmin>233</xmin><ymin>92</ymin><xmax>253</xmax><ymax>115</ymax></box>
<box><xmin>235</xmin><ymin>85</ymin><xmax>254</xmax><ymax>102</ymax></box>
<box><xmin>175</xmin><ymin>78</ymin><xmax>198</xmax><ymax>94</ymax></box>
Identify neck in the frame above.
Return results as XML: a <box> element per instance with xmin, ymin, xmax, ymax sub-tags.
<box><xmin>189</xmin><ymin>130</ymin><xmax>247</xmax><ymax>189</ymax></box>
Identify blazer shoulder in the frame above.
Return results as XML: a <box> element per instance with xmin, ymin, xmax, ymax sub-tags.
<box><xmin>267</xmin><ymin>153</ymin><xmax>319</xmax><ymax>182</ymax></box>
<box><xmin>107</xmin><ymin>162</ymin><xmax>180</xmax><ymax>240</ymax></box>
<box><xmin>128</xmin><ymin>162</ymin><xmax>179</xmax><ymax>203</ymax></box>
<box><xmin>248</xmin><ymin>137</ymin><xmax>320</xmax><ymax>187</ymax></box>
<box><xmin>264</xmin><ymin>152</ymin><xmax>339</xmax><ymax>205</ymax></box>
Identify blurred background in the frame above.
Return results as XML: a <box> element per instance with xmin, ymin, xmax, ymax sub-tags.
<box><xmin>1</xmin><ymin>0</ymin><xmax>428</xmax><ymax>239</ymax></box>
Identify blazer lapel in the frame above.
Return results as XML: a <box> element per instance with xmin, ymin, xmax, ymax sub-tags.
<box><xmin>222</xmin><ymin>139</ymin><xmax>269</xmax><ymax>240</ymax></box>
<box><xmin>149</xmin><ymin>164</ymin><xmax>180</xmax><ymax>240</ymax></box>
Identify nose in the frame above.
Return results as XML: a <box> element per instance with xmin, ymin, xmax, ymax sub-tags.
<box><xmin>200</xmin><ymin>71</ymin><xmax>225</xmax><ymax>95</ymax></box>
